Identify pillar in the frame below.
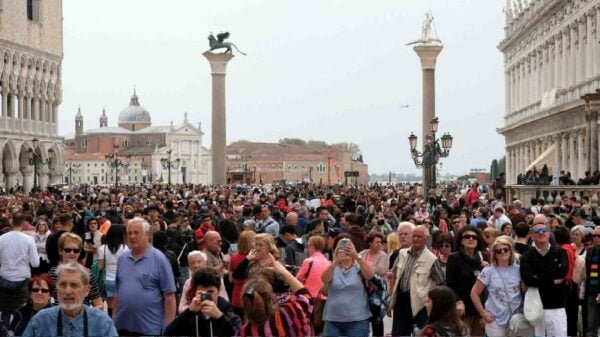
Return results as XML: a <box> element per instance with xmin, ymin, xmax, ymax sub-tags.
<box><xmin>596</xmin><ymin>7</ymin><xmax>600</xmax><ymax>77</ymax></box>
<box><xmin>579</xmin><ymin>18</ymin><xmax>586</xmax><ymax>84</ymax></box>
<box><xmin>562</xmin><ymin>29</ymin><xmax>569</xmax><ymax>88</ymax></box>
<box><xmin>583</xmin><ymin>92</ymin><xmax>600</xmax><ymax>172</ymax></box>
<box><xmin>412</xmin><ymin>43</ymin><xmax>443</xmax><ymax>194</ymax></box>
<box><xmin>586</xmin><ymin>11</ymin><xmax>594</xmax><ymax>80</ymax></box>
<box><xmin>38</xmin><ymin>165</ymin><xmax>49</xmax><ymax>191</ymax></box>
<box><xmin>505</xmin><ymin>70</ymin><xmax>510</xmax><ymax>115</ymax></box>
<box><xmin>569</xmin><ymin>131</ymin><xmax>577</xmax><ymax>175</ymax></box>
<box><xmin>561</xmin><ymin>132</ymin><xmax>569</xmax><ymax>171</ymax></box>
<box><xmin>203</xmin><ymin>51</ymin><xmax>235</xmax><ymax>186</ymax></box>
<box><xmin>1</xmin><ymin>88</ymin><xmax>7</xmax><ymax>117</ymax></box>
<box><xmin>578</xmin><ymin>128</ymin><xmax>586</xmax><ymax>179</ymax></box>
<box><xmin>571</xmin><ymin>24</ymin><xmax>578</xmax><ymax>86</ymax></box>
<box><xmin>4</xmin><ymin>169</ymin><xmax>18</xmax><ymax>191</ymax></box>
<box><xmin>555</xmin><ymin>35</ymin><xmax>561</xmax><ymax>88</ymax></box>
<box><xmin>21</xmin><ymin>167</ymin><xmax>34</xmax><ymax>195</ymax></box>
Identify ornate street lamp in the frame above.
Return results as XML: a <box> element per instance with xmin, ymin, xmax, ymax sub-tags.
<box><xmin>28</xmin><ymin>138</ymin><xmax>51</xmax><ymax>192</ymax></box>
<box><xmin>161</xmin><ymin>149</ymin><xmax>180</xmax><ymax>187</ymax></box>
<box><xmin>105</xmin><ymin>144</ymin><xmax>130</xmax><ymax>189</ymax></box>
<box><xmin>64</xmin><ymin>162</ymin><xmax>81</xmax><ymax>185</ymax></box>
<box><xmin>408</xmin><ymin>117</ymin><xmax>453</xmax><ymax>194</ymax></box>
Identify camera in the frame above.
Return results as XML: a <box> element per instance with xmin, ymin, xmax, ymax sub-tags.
<box><xmin>200</xmin><ymin>292</ymin><xmax>212</xmax><ymax>302</ymax></box>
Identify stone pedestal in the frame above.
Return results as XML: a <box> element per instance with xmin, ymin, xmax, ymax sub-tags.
<box><xmin>413</xmin><ymin>43</ymin><xmax>443</xmax><ymax>195</ymax></box>
<box><xmin>203</xmin><ymin>52</ymin><xmax>234</xmax><ymax>186</ymax></box>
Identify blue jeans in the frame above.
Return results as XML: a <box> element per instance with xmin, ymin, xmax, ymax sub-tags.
<box><xmin>324</xmin><ymin>319</ymin><xmax>370</xmax><ymax>337</ymax></box>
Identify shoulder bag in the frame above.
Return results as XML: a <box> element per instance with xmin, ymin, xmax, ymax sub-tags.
<box><xmin>494</xmin><ymin>267</ymin><xmax>532</xmax><ymax>337</ymax></box>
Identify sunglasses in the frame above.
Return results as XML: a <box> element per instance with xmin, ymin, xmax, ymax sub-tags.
<box><xmin>532</xmin><ymin>227</ymin><xmax>548</xmax><ymax>234</ymax></box>
<box><xmin>495</xmin><ymin>247</ymin><xmax>510</xmax><ymax>254</ymax></box>
<box><xmin>31</xmin><ymin>288</ymin><xmax>50</xmax><ymax>294</ymax></box>
<box><xmin>593</xmin><ymin>234</ymin><xmax>600</xmax><ymax>238</ymax></box>
<box><xmin>62</xmin><ymin>248</ymin><xmax>81</xmax><ymax>254</ymax></box>
<box><xmin>439</xmin><ymin>243</ymin><xmax>451</xmax><ymax>248</ymax></box>
<box><xmin>462</xmin><ymin>234</ymin><xmax>478</xmax><ymax>240</ymax></box>
<box><xmin>452</xmin><ymin>221</ymin><xmax>460</xmax><ymax>224</ymax></box>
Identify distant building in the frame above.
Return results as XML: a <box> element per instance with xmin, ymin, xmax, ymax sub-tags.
<box><xmin>64</xmin><ymin>90</ymin><xmax>212</xmax><ymax>185</ymax></box>
<box><xmin>0</xmin><ymin>0</ymin><xmax>64</xmax><ymax>193</ymax></box>
<box><xmin>226</xmin><ymin>141</ymin><xmax>368</xmax><ymax>185</ymax></box>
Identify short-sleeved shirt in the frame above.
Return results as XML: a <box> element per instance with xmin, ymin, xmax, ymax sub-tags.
<box><xmin>113</xmin><ymin>246</ymin><xmax>176</xmax><ymax>335</ymax></box>
<box><xmin>477</xmin><ymin>264</ymin><xmax>522</xmax><ymax>327</ymax></box>
<box><xmin>323</xmin><ymin>265</ymin><xmax>371</xmax><ymax>322</ymax></box>
<box><xmin>98</xmin><ymin>244</ymin><xmax>128</xmax><ymax>281</ymax></box>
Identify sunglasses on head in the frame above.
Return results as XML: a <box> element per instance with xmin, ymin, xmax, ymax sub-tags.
<box><xmin>494</xmin><ymin>247</ymin><xmax>510</xmax><ymax>254</ymax></box>
<box><xmin>532</xmin><ymin>227</ymin><xmax>548</xmax><ymax>234</ymax></box>
<box><xmin>462</xmin><ymin>234</ymin><xmax>478</xmax><ymax>240</ymax></box>
<box><xmin>62</xmin><ymin>248</ymin><xmax>80</xmax><ymax>254</ymax></box>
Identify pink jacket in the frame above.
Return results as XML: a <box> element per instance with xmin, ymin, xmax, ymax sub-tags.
<box><xmin>296</xmin><ymin>252</ymin><xmax>331</xmax><ymax>298</ymax></box>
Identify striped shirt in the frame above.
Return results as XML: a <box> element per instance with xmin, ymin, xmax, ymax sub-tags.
<box><xmin>239</xmin><ymin>289</ymin><xmax>313</xmax><ymax>337</ymax></box>
<box><xmin>49</xmin><ymin>265</ymin><xmax>101</xmax><ymax>306</ymax></box>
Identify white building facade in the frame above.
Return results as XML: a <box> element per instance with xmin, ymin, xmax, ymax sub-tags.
<box><xmin>498</xmin><ymin>0</ymin><xmax>600</xmax><ymax>184</ymax></box>
<box><xmin>0</xmin><ymin>0</ymin><xmax>64</xmax><ymax>193</ymax></box>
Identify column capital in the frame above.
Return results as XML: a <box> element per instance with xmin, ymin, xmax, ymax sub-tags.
<box><xmin>202</xmin><ymin>52</ymin><xmax>234</xmax><ymax>75</ymax></box>
<box><xmin>412</xmin><ymin>44</ymin><xmax>444</xmax><ymax>70</ymax></box>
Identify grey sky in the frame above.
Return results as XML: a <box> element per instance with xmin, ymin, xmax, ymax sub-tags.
<box><xmin>60</xmin><ymin>0</ymin><xmax>506</xmax><ymax>175</ymax></box>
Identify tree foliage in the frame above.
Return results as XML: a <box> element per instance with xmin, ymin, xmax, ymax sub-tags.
<box><xmin>333</xmin><ymin>142</ymin><xmax>362</xmax><ymax>160</ymax></box>
<box><xmin>490</xmin><ymin>159</ymin><xmax>499</xmax><ymax>180</ymax></box>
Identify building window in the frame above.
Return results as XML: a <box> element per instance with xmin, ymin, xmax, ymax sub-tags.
<box><xmin>27</xmin><ymin>0</ymin><xmax>39</xmax><ymax>21</ymax></box>
<box><xmin>94</xmin><ymin>163</ymin><xmax>97</xmax><ymax>167</ymax></box>
<box><xmin>87</xmin><ymin>163</ymin><xmax>90</xmax><ymax>167</ymax></box>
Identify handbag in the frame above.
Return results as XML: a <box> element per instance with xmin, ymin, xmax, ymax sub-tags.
<box><xmin>312</xmin><ymin>289</ymin><xmax>326</xmax><ymax>331</ymax></box>
<box><xmin>494</xmin><ymin>267</ymin><xmax>533</xmax><ymax>337</ymax></box>
<box><xmin>524</xmin><ymin>287</ymin><xmax>543</xmax><ymax>326</ymax></box>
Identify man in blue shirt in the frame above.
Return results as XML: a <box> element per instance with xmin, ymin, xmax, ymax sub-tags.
<box><xmin>22</xmin><ymin>262</ymin><xmax>117</xmax><ymax>337</ymax></box>
<box><xmin>113</xmin><ymin>217</ymin><xmax>177</xmax><ymax>335</ymax></box>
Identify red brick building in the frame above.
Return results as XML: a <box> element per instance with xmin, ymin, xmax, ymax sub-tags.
<box><xmin>226</xmin><ymin>141</ymin><xmax>369</xmax><ymax>185</ymax></box>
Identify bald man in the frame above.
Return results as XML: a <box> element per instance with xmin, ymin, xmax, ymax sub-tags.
<box><xmin>390</xmin><ymin>225</ymin><xmax>445</xmax><ymax>336</ymax></box>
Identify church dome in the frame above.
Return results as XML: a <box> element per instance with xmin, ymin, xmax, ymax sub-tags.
<box><xmin>118</xmin><ymin>90</ymin><xmax>151</xmax><ymax>125</ymax></box>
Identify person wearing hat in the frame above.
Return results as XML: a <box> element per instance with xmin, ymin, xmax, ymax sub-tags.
<box><xmin>572</xmin><ymin>208</ymin><xmax>594</xmax><ymax>229</ymax></box>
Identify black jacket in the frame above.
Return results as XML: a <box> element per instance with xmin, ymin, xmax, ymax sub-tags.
<box><xmin>520</xmin><ymin>245</ymin><xmax>568</xmax><ymax>309</ymax></box>
<box><xmin>446</xmin><ymin>249</ymin><xmax>483</xmax><ymax>317</ymax></box>
<box><xmin>9</xmin><ymin>301</ymin><xmax>52</xmax><ymax>336</ymax></box>
<box><xmin>163</xmin><ymin>297</ymin><xmax>241</xmax><ymax>337</ymax></box>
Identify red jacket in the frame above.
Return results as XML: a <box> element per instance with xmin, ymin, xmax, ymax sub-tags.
<box><xmin>194</xmin><ymin>223</ymin><xmax>215</xmax><ymax>250</ymax></box>
<box><xmin>561</xmin><ymin>243</ymin><xmax>576</xmax><ymax>285</ymax></box>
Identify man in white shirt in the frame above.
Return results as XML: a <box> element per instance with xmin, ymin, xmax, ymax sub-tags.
<box><xmin>490</xmin><ymin>206</ymin><xmax>512</xmax><ymax>230</ymax></box>
<box><xmin>0</xmin><ymin>214</ymin><xmax>39</xmax><ymax>329</ymax></box>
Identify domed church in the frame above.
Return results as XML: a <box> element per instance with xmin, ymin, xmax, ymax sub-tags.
<box><xmin>64</xmin><ymin>89</ymin><xmax>212</xmax><ymax>185</ymax></box>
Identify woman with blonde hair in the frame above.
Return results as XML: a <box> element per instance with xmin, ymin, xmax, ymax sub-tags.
<box><xmin>471</xmin><ymin>236</ymin><xmax>523</xmax><ymax>337</ymax></box>
<box><xmin>387</xmin><ymin>232</ymin><xmax>401</xmax><ymax>271</ymax></box>
<box><xmin>232</xmin><ymin>233</ymin><xmax>286</xmax><ymax>294</ymax></box>
<box><xmin>321</xmin><ymin>238</ymin><xmax>374</xmax><ymax>336</ymax></box>
<box><xmin>483</xmin><ymin>227</ymin><xmax>501</xmax><ymax>249</ymax></box>
<box><xmin>296</xmin><ymin>236</ymin><xmax>331</xmax><ymax>298</ymax></box>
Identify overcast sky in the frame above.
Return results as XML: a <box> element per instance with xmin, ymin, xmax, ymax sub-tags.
<box><xmin>60</xmin><ymin>0</ymin><xmax>506</xmax><ymax>175</ymax></box>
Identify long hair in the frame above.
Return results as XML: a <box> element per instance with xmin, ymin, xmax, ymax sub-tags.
<box><xmin>105</xmin><ymin>224</ymin><xmax>126</xmax><ymax>254</ymax></box>
<box><xmin>425</xmin><ymin>286</ymin><xmax>466</xmax><ymax>335</ymax></box>
<box><xmin>241</xmin><ymin>277</ymin><xmax>276</xmax><ymax>325</ymax></box>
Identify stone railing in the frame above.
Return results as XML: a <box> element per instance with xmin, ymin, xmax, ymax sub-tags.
<box><xmin>505</xmin><ymin>185</ymin><xmax>600</xmax><ymax>207</ymax></box>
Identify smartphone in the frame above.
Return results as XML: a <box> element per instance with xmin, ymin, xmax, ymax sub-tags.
<box><xmin>201</xmin><ymin>293</ymin><xmax>212</xmax><ymax>302</ymax></box>
<box><xmin>339</xmin><ymin>240</ymin><xmax>350</xmax><ymax>251</ymax></box>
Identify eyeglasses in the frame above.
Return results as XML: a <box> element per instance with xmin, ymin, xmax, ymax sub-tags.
<box><xmin>439</xmin><ymin>243</ymin><xmax>451</xmax><ymax>248</ymax></box>
<box><xmin>30</xmin><ymin>288</ymin><xmax>50</xmax><ymax>294</ymax></box>
<box><xmin>494</xmin><ymin>247</ymin><xmax>511</xmax><ymax>254</ymax></box>
<box><xmin>532</xmin><ymin>227</ymin><xmax>548</xmax><ymax>234</ymax></box>
<box><xmin>462</xmin><ymin>234</ymin><xmax>478</xmax><ymax>240</ymax></box>
<box><xmin>62</xmin><ymin>248</ymin><xmax>81</xmax><ymax>254</ymax></box>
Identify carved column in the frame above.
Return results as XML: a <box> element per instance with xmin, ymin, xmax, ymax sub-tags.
<box><xmin>571</xmin><ymin>23</ymin><xmax>578</xmax><ymax>86</ymax></box>
<box><xmin>1</xmin><ymin>87</ymin><xmax>7</xmax><ymax>118</ymax></box>
<box><xmin>548</xmin><ymin>40</ymin><xmax>555</xmax><ymax>90</ymax></box>
<box><xmin>578</xmin><ymin>129</ymin><xmax>586</xmax><ymax>178</ymax></box>
<box><xmin>562</xmin><ymin>28</ymin><xmax>570</xmax><ymax>88</ymax></box>
<box><xmin>4</xmin><ymin>169</ymin><xmax>18</xmax><ymax>192</ymax></box>
<box><xmin>569</xmin><ymin>131</ymin><xmax>577</xmax><ymax>175</ymax></box>
<box><xmin>596</xmin><ymin>6</ymin><xmax>600</xmax><ymax>77</ymax></box>
<box><xmin>38</xmin><ymin>165</ymin><xmax>49</xmax><ymax>191</ymax></box>
<box><xmin>583</xmin><ymin>92</ymin><xmax>600</xmax><ymax>172</ymax></box>
<box><xmin>561</xmin><ymin>132</ymin><xmax>569</xmax><ymax>171</ymax></box>
<box><xmin>555</xmin><ymin>34</ymin><xmax>562</xmax><ymax>88</ymax></box>
<box><xmin>21</xmin><ymin>167</ymin><xmax>34</xmax><ymax>195</ymax></box>
<box><xmin>586</xmin><ymin>11</ymin><xmax>595</xmax><ymax>80</ymax></box>
<box><xmin>579</xmin><ymin>17</ymin><xmax>586</xmax><ymax>84</ymax></box>
<box><xmin>557</xmin><ymin>134</ymin><xmax>564</xmax><ymax>170</ymax></box>
<box><xmin>537</xmin><ymin>48</ymin><xmax>544</xmax><ymax>98</ymax></box>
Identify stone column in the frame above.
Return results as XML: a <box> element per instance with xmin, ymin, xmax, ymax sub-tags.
<box><xmin>4</xmin><ymin>169</ymin><xmax>18</xmax><ymax>191</ymax></box>
<box><xmin>596</xmin><ymin>7</ymin><xmax>600</xmax><ymax>77</ymax></box>
<box><xmin>583</xmin><ymin>92</ymin><xmax>600</xmax><ymax>172</ymax></box>
<box><xmin>505</xmin><ymin>70</ymin><xmax>510</xmax><ymax>115</ymax></box>
<box><xmin>578</xmin><ymin>129</ymin><xmax>586</xmax><ymax>178</ymax></box>
<box><xmin>562</xmin><ymin>29</ymin><xmax>569</xmax><ymax>88</ymax></box>
<box><xmin>557</xmin><ymin>134</ymin><xmax>563</xmax><ymax>171</ymax></box>
<box><xmin>38</xmin><ymin>165</ymin><xmax>49</xmax><ymax>191</ymax></box>
<box><xmin>1</xmin><ymin>88</ymin><xmax>7</xmax><ymax>118</ymax></box>
<box><xmin>21</xmin><ymin>167</ymin><xmax>34</xmax><ymax>195</ymax></box>
<box><xmin>561</xmin><ymin>132</ymin><xmax>569</xmax><ymax>171</ymax></box>
<box><xmin>579</xmin><ymin>18</ymin><xmax>586</xmax><ymax>84</ymax></box>
<box><xmin>548</xmin><ymin>40</ymin><xmax>555</xmax><ymax>90</ymax></box>
<box><xmin>587</xmin><ymin>11</ymin><xmax>595</xmax><ymax>80</ymax></box>
<box><xmin>571</xmin><ymin>24</ymin><xmax>578</xmax><ymax>86</ymax></box>
<box><xmin>569</xmin><ymin>131</ymin><xmax>577</xmax><ymax>175</ymax></box>
<box><xmin>555</xmin><ymin>35</ymin><xmax>561</xmax><ymax>88</ymax></box>
<box><xmin>203</xmin><ymin>52</ymin><xmax>234</xmax><ymax>186</ymax></box>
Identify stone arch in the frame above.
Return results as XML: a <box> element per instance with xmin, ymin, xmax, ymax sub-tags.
<box><xmin>1</xmin><ymin>139</ymin><xmax>18</xmax><ymax>191</ymax></box>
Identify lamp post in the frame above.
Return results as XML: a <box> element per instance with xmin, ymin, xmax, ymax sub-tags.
<box><xmin>161</xmin><ymin>149</ymin><xmax>180</xmax><ymax>187</ymax></box>
<box><xmin>409</xmin><ymin>117</ymin><xmax>453</xmax><ymax>195</ymax></box>
<box><xmin>105</xmin><ymin>145</ymin><xmax>130</xmax><ymax>189</ymax></box>
<box><xmin>27</xmin><ymin>138</ymin><xmax>52</xmax><ymax>192</ymax></box>
<box><xmin>64</xmin><ymin>162</ymin><xmax>81</xmax><ymax>185</ymax></box>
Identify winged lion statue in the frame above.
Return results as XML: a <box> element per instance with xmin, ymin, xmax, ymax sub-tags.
<box><xmin>207</xmin><ymin>32</ymin><xmax>246</xmax><ymax>55</ymax></box>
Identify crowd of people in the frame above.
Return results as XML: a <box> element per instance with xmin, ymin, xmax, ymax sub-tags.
<box><xmin>0</xmin><ymin>180</ymin><xmax>598</xmax><ymax>336</ymax></box>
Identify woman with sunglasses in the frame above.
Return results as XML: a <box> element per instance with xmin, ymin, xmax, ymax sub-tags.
<box><xmin>446</xmin><ymin>226</ymin><xmax>487</xmax><ymax>336</ymax></box>
<box><xmin>435</xmin><ymin>233</ymin><xmax>453</xmax><ymax>275</ymax></box>
<box><xmin>8</xmin><ymin>274</ymin><xmax>53</xmax><ymax>336</ymax></box>
<box><xmin>471</xmin><ymin>236</ymin><xmax>523</xmax><ymax>337</ymax></box>
<box><xmin>48</xmin><ymin>233</ymin><xmax>103</xmax><ymax>309</ymax></box>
